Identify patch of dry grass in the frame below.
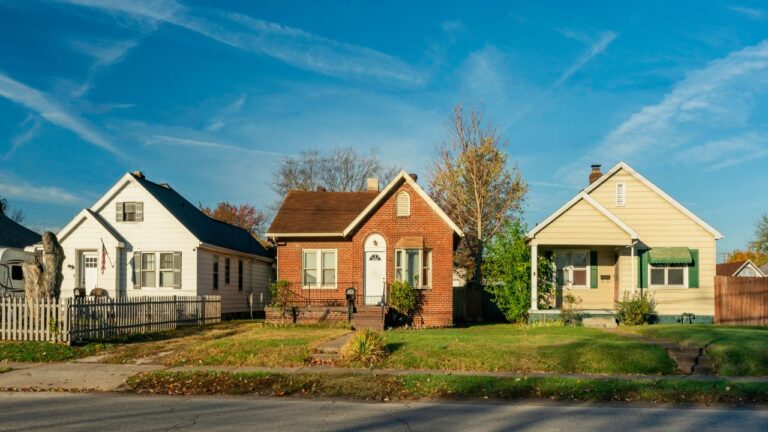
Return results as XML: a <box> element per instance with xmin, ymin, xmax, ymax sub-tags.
<box><xmin>102</xmin><ymin>321</ymin><xmax>351</xmax><ymax>367</ymax></box>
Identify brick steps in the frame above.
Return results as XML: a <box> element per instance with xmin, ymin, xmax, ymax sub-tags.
<box><xmin>352</xmin><ymin>306</ymin><xmax>385</xmax><ymax>330</ymax></box>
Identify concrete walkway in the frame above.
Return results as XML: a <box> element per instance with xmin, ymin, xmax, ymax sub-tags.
<box><xmin>0</xmin><ymin>362</ymin><xmax>163</xmax><ymax>391</ymax></box>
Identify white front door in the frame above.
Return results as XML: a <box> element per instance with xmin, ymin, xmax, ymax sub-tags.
<box><xmin>81</xmin><ymin>252</ymin><xmax>98</xmax><ymax>291</ymax></box>
<box><xmin>364</xmin><ymin>252</ymin><xmax>385</xmax><ymax>305</ymax></box>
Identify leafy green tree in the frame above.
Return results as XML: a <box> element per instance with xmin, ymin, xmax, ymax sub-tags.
<box><xmin>482</xmin><ymin>219</ymin><xmax>555</xmax><ymax>322</ymax></box>
<box><xmin>754</xmin><ymin>214</ymin><xmax>768</xmax><ymax>255</ymax></box>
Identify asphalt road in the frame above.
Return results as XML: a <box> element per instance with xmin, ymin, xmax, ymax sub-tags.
<box><xmin>1</xmin><ymin>392</ymin><xmax>767</xmax><ymax>431</ymax></box>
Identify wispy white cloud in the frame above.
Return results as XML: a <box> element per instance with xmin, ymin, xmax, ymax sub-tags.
<box><xmin>145</xmin><ymin>135</ymin><xmax>288</xmax><ymax>157</ymax></box>
<box><xmin>4</xmin><ymin>114</ymin><xmax>42</xmax><ymax>160</ymax></box>
<box><xmin>558</xmin><ymin>38</ymin><xmax>768</xmax><ymax>183</ymax></box>
<box><xmin>678</xmin><ymin>133</ymin><xmax>768</xmax><ymax>170</ymax></box>
<box><xmin>59</xmin><ymin>0</ymin><xmax>425</xmax><ymax>85</ymax></box>
<box><xmin>0</xmin><ymin>173</ymin><xmax>82</xmax><ymax>205</ymax></box>
<box><xmin>0</xmin><ymin>72</ymin><xmax>120</xmax><ymax>155</ymax></box>
<box><xmin>69</xmin><ymin>38</ymin><xmax>137</xmax><ymax>68</ymax></box>
<box><xmin>206</xmin><ymin>94</ymin><xmax>247</xmax><ymax>132</ymax></box>
<box><xmin>64</xmin><ymin>37</ymin><xmax>138</xmax><ymax>97</ymax></box>
<box><xmin>727</xmin><ymin>5</ymin><xmax>765</xmax><ymax>19</ymax></box>
<box><xmin>552</xmin><ymin>27</ymin><xmax>593</xmax><ymax>45</ymax></box>
<box><xmin>552</xmin><ymin>31</ymin><xmax>618</xmax><ymax>89</ymax></box>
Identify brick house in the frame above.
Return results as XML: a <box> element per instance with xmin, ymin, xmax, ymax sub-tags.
<box><xmin>267</xmin><ymin>171</ymin><xmax>464</xmax><ymax>328</ymax></box>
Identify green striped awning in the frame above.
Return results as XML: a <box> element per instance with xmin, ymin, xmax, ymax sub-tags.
<box><xmin>647</xmin><ymin>247</ymin><xmax>693</xmax><ymax>265</ymax></box>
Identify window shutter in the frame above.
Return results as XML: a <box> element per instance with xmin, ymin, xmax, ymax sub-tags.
<box><xmin>173</xmin><ymin>252</ymin><xmax>182</xmax><ymax>289</ymax></box>
<box><xmin>135</xmin><ymin>202</ymin><xmax>144</xmax><ymax>221</ymax></box>
<box><xmin>132</xmin><ymin>251</ymin><xmax>141</xmax><ymax>289</ymax></box>
<box><xmin>637</xmin><ymin>249</ymin><xmax>649</xmax><ymax>289</ymax></box>
<box><xmin>116</xmin><ymin>202</ymin><xmax>124</xmax><ymax>222</ymax></box>
<box><xmin>688</xmin><ymin>249</ymin><xmax>699</xmax><ymax>288</ymax></box>
<box><xmin>590</xmin><ymin>250</ymin><xmax>598</xmax><ymax>289</ymax></box>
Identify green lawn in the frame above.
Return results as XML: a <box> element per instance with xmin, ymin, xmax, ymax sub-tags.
<box><xmin>626</xmin><ymin>325</ymin><xmax>768</xmax><ymax>376</ymax></box>
<box><xmin>103</xmin><ymin>321</ymin><xmax>351</xmax><ymax>367</ymax></box>
<box><xmin>0</xmin><ymin>341</ymin><xmax>108</xmax><ymax>362</ymax></box>
<box><xmin>381</xmin><ymin>324</ymin><xmax>676</xmax><ymax>375</ymax></box>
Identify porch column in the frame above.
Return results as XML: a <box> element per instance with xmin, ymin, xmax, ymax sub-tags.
<box><xmin>630</xmin><ymin>242</ymin><xmax>636</xmax><ymax>295</ymax></box>
<box><xmin>530</xmin><ymin>243</ymin><xmax>538</xmax><ymax>311</ymax></box>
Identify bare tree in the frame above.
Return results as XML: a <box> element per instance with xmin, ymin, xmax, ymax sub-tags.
<box><xmin>272</xmin><ymin>147</ymin><xmax>400</xmax><ymax>198</ymax></box>
<box><xmin>430</xmin><ymin>105</ymin><xmax>527</xmax><ymax>290</ymax></box>
<box><xmin>0</xmin><ymin>195</ymin><xmax>26</xmax><ymax>223</ymax></box>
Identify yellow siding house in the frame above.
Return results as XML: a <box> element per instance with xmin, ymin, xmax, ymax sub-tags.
<box><xmin>527</xmin><ymin>162</ymin><xmax>722</xmax><ymax>323</ymax></box>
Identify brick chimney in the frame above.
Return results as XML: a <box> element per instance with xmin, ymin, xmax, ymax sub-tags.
<box><xmin>366</xmin><ymin>178</ymin><xmax>379</xmax><ymax>192</ymax></box>
<box><xmin>588</xmin><ymin>164</ymin><xmax>602</xmax><ymax>184</ymax></box>
<box><xmin>131</xmin><ymin>170</ymin><xmax>145</xmax><ymax>180</ymax></box>
<box><xmin>409</xmin><ymin>173</ymin><xmax>418</xmax><ymax>182</ymax></box>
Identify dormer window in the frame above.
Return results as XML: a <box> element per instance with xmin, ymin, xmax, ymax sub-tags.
<box><xmin>396</xmin><ymin>192</ymin><xmax>411</xmax><ymax>217</ymax></box>
<box><xmin>616</xmin><ymin>183</ymin><xmax>626</xmax><ymax>207</ymax></box>
<box><xmin>117</xmin><ymin>201</ymin><xmax>144</xmax><ymax>222</ymax></box>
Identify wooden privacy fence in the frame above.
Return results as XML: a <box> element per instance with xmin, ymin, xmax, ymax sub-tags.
<box><xmin>0</xmin><ymin>295</ymin><xmax>221</xmax><ymax>344</ymax></box>
<box><xmin>715</xmin><ymin>276</ymin><xmax>768</xmax><ymax>325</ymax></box>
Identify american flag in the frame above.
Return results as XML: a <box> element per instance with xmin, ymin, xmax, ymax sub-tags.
<box><xmin>100</xmin><ymin>239</ymin><xmax>112</xmax><ymax>275</ymax></box>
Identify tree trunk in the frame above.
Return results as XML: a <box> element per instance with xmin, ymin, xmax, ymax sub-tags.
<box><xmin>41</xmin><ymin>231</ymin><xmax>65</xmax><ymax>300</ymax></box>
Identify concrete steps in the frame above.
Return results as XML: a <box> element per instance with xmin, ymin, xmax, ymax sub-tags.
<box><xmin>352</xmin><ymin>306</ymin><xmax>385</xmax><ymax>330</ymax></box>
<box><xmin>582</xmin><ymin>317</ymin><xmax>617</xmax><ymax>328</ymax></box>
<box><xmin>309</xmin><ymin>332</ymin><xmax>355</xmax><ymax>364</ymax></box>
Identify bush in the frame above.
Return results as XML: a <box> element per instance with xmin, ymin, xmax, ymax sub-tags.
<box><xmin>388</xmin><ymin>280</ymin><xmax>418</xmax><ymax>318</ymax></box>
<box><xmin>616</xmin><ymin>291</ymin><xmax>657</xmax><ymax>325</ymax></box>
<box><xmin>560</xmin><ymin>292</ymin><xmax>583</xmax><ymax>326</ymax></box>
<box><xmin>341</xmin><ymin>330</ymin><xmax>388</xmax><ymax>367</ymax></box>
<box><xmin>270</xmin><ymin>280</ymin><xmax>292</xmax><ymax>309</ymax></box>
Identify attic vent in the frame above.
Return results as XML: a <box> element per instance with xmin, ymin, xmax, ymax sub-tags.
<box><xmin>159</xmin><ymin>183</ymin><xmax>171</xmax><ymax>190</ymax></box>
<box><xmin>396</xmin><ymin>192</ymin><xmax>411</xmax><ymax>217</ymax></box>
<box><xmin>616</xmin><ymin>183</ymin><xmax>626</xmax><ymax>206</ymax></box>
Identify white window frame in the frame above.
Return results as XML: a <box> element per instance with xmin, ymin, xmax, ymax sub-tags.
<box><xmin>394</xmin><ymin>248</ymin><xmax>432</xmax><ymax>289</ymax></box>
<box><xmin>554</xmin><ymin>249</ymin><xmax>590</xmax><ymax>289</ymax></box>
<box><xmin>616</xmin><ymin>183</ymin><xmax>626</xmax><ymax>207</ymax></box>
<box><xmin>649</xmin><ymin>264</ymin><xmax>688</xmax><ymax>288</ymax></box>
<box><xmin>302</xmin><ymin>249</ymin><xmax>337</xmax><ymax>289</ymax></box>
<box><xmin>141</xmin><ymin>252</ymin><xmax>156</xmax><ymax>288</ymax></box>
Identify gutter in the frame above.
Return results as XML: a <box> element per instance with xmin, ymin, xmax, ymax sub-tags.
<box><xmin>198</xmin><ymin>242</ymin><xmax>274</xmax><ymax>263</ymax></box>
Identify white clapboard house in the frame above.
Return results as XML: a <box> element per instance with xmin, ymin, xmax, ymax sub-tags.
<box><xmin>53</xmin><ymin>171</ymin><xmax>274</xmax><ymax>315</ymax></box>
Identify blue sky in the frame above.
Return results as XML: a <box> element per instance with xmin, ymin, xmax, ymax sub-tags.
<box><xmin>1</xmin><ymin>1</ymin><xmax>767</xmax><ymax>257</ymax></box>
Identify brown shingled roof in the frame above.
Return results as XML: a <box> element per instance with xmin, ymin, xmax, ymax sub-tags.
<box><xmin>716</xmin><ymin>260</ymin><xmax>747</xmax><ymax>276</ymax></box>
<box><xmin>268</xmin><ymin>190</ymin><xmax>379</xmax><ymax>235</ymax></box>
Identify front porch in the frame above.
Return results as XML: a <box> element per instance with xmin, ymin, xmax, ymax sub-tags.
<box><xmin>528</xmin><ymin>242</ymin><xmax>639</xmax><ymax>322</ymax></box>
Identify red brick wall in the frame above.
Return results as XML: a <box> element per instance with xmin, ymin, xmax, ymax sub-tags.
<box><xmin>275</xmin><ymin>181</ymin><xmax>456</xmax><ymax>327</ymax></box>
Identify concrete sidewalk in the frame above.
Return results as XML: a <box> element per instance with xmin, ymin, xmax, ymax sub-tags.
<box><xmin>3</xmin><ymin>361</ymin><xmax>768</xmax><ymax>392</ymax></box>
<box><xmin>0</xmin><ymin>362</ymin><xmax>163</xmax><ymax>391</ymax></box>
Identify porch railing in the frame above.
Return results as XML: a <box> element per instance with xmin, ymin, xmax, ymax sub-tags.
<box><xmin>283</xmin><ymin>281</ymin><xmax>388</xmax><ymax>308</ymax></box>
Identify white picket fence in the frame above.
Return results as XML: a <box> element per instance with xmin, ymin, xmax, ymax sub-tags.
<box><xmin>0</xmin><ymin>295</ymin><xmax>221</xmax><ymax>344</ymax></box>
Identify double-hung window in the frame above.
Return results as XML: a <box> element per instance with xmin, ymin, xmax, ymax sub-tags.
<box><xmin>395</xmin><ymin>249</ymin><xmax>432</xmax><ymax>289</ymax></box>
<box><xmin>141</xmin><ymin>253</ymin><xmax>156</xmax><ymax>288</ymax></box>
<box><xmin>159</xmin><ymin>252</ymin><xmax>182</xmax><ymax>289</ymax></box>
<box><xmin>302</xmin><ymin>250</ymin><xmax>337</xmax><ymax>288</ymax></box>
<box><xmin>650</xmin><ymin>264</ymin><xmax>687</xmax><ymax>287</ymax></box>
<box><xmin>116</xmin><ymin>201</ymin><xmax>143</xmax><ymax>222</ymax></box>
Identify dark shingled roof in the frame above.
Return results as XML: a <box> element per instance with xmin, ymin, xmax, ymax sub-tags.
<box><xmin>268</xmin><ymin>190</ymin><xmax>379</xmax><ymax>235</ymax></box>
<box><xmin>132</xmin><ymin>174</ymin><xmax>272</xmax><ymax>258</ymax></box>
<box><xmin>0</xmin><ymin>212</ymin><xmax>40</xmax><ymax>248</ymax></box>
<box><xmin>716</xmin><ymin>260</ymin><xmax>748</xmax><ymax>277</ymax></box>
